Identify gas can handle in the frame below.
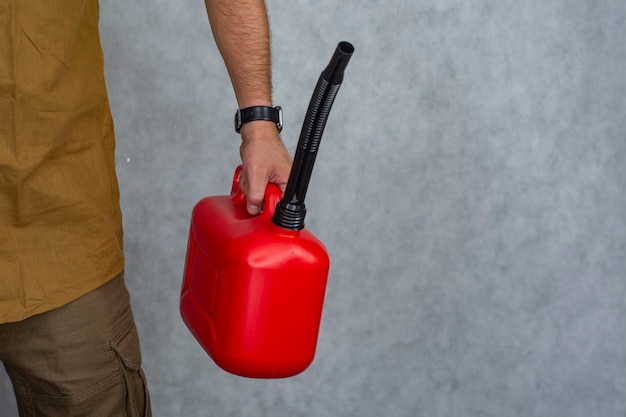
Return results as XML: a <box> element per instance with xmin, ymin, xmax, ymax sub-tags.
<box><xmin>230</xmin><ymin>165</ymin><xmax>244</xmax><ymax>196</ymax></box>
<box><xmin>261</xmin><ymin>183</ymin><xmax>282</xmax><ymax>220</ymax></box>
<box><xmin>230</xmin><ymin>165</ymin><xmax>282</xmax><ymax>219</ymax></box>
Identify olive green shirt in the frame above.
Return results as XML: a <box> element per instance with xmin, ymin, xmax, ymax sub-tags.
<box><xmin>0</xmin><ymin>0</ymin><xmax>124</xmax><ymax>323</ymax></box>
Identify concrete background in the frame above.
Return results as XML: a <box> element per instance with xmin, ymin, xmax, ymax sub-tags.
<box><xmin>2</xmin><ymin>0</ymin><xmax>626</xmax><ymax>416</ymax></box>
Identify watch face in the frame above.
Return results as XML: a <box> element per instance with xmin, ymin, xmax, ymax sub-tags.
<box><xmin>234</xmin><ymin>109</ymin><xmax>242</xmax><ymax>133</ymax></box>
<box><xmin>275</xmin><ymin>106</ymin><xmax>283</xmax><ymax>132</ymax></box>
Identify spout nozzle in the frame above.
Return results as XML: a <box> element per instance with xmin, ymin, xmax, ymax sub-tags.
<box><xmin>273</xmin><ymin>41</ymin><xmax>354</xmax><ymax>230</ymax></box>
<box><xmin>321</xmin><ymin>41</ymin><xmax>354</xmax><ymax>85</ymax></box>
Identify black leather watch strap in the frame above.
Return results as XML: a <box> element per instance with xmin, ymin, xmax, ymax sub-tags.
<box><xmin>234</xmin><ymin>106</ymin><xmax>283</xmax><ymax>133</ymax></box>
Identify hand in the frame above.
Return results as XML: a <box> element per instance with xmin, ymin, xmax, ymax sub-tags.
<box><xmin>238</xmin><ymin>121</ymin><xmax>292</xmax><ymax>215</ymax></box>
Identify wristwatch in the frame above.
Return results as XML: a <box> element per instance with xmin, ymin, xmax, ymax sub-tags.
<box><xmin>234</xmin><ymin>106</ymin><xmax>283</xmax><ymax>133</ymax></box>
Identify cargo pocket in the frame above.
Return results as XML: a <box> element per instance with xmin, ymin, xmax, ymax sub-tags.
<box><xmin>9</xmin><ymin>369</ymin><xmax>124</xmax><ymax>417</ymax></box>
<box><xmin>110</xmin><ymin>322</ymin><xmax>152</xmax><ymax>417</ymax></box>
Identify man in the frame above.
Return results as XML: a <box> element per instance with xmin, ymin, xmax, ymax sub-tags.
<box><xmin>0</xmin><ymin>0</ymin><xmax>291</xmax><ymax>415</ymax></box>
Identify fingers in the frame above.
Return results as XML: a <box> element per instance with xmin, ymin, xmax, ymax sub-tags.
<box><xmin>239</xmin><ymin>169</ymin><xmax>266</xmax><ymax>215</ymax></box>
<box><xmin>238</xmin><ymin>122</ymin><xmax>292</xmax><ymax>215</ymax></box>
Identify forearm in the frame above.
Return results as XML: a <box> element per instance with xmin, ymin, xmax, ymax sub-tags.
<box><xmin>204</xmin><ymin>0</ymin><xmax>291</xmax><ymax>215</ymax></box>
<box><xmin>204</xmin><ymin>0</ymin><xmax>272</xmax><ymax>108</ymax></box>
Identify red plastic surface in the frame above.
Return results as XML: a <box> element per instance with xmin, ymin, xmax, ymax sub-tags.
<box><xmin>180</xmin><ymin>167</ymin><xmax>330</xmax><ymax>378</ymax></box>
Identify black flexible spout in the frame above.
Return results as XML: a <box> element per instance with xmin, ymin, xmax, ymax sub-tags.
<box><xmin>273</xmin><ymin>41</ymin><xmax>354</xmax><ymax>231</ymax></box>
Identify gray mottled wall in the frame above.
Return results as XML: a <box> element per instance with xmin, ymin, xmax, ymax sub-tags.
<box><xmin>2</xmin><ymin>1</ymin><xmax>626</xmax><ymax>416</ymax></box>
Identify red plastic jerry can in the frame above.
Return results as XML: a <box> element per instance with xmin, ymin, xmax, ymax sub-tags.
<box><xmin>180</xmin><ymin>42</ymin><xmax>353</xmax><ymax>378</ymax></box>
<box><xmin>180</xmin><ymin>166</ymin><xmax>330</xmax><ymax>378</ymax></box>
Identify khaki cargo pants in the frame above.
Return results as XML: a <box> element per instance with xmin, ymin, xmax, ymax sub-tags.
<box><xmin>0</xmin><ymin>273</ymin><xmax>151</xmax><ymax>417</ymax></box>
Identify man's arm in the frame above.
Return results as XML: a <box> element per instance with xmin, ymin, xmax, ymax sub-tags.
<box><xmin>204</xmin><ymin>0</ymin><xmax>292</xmax><ymax>215</ymax></box>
